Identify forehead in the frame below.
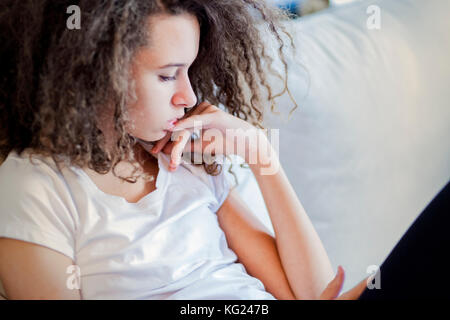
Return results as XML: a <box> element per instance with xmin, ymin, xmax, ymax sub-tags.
<box><xmin>136</xmin><ymin>13</ymin><xmax>200</xmax><ymax>66</ymax></box>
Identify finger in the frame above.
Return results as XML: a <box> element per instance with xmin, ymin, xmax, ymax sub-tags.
<box><xmin>184</xmin><ymin>101</ymin><xmax>212</xmax><ymax>117</ymax></box>
<box><xmin>172</xmin><ymin>113</ymin><xmax>213</xmax><ymax>132</ymax></box>
<box><xmin>161</xmin><ymin>127</ymin><xmax>198</xmax><ymax>155</ymax></box>
<box><xmin>174</xmin><ymin>101</ymin><xmax>214</xmax><ymax>130</ymax></box>
<box><xmin>323</xmin><ymin>266</ymin><xmax>345</xmax><ymax>299</ymax></box>
<box><xmin>336</xmin><ymin>275</ymin><xmax>370</xmax><ymax>300</ymax></box>
<box><xmin>319</xmin><ymin>266</ymin><xmax>345</xmax><ymax>300</ymax></box>
<box><xmin>169</xmin><ymin>129</ymin><xmax>192</xmax><ymax>170</ymax></box>
<box><xmin>164</xmin><ymin>131</ymin><xmax>217</xmax><ymax>168</ymax></box>
<box><xmin>178</xmin><ymin>101</ymin><xmax>211</xmax><ymax>124</ymax></box>
<box><xmin>151</xmin><ymin>130</ymin><xmax>172</xmax><ymax>154</ymax></box>
<box><xmin>170</xmin><ymin>136</ymin><xmax>211</xmax><ymax>159</ymax></box>
<box><xmin>154</xmin><ymin>109</ymin><xmax>205</xmax><ymax>154</ymax></box>
<box><xmin>142</xmin><ymin>102</ymin><xmax>213</xmax><ymax>154</ymax></box>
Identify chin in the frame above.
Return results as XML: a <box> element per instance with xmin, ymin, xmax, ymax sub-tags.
<box><xmin>161</xmin><ymin>130</ymin><xmax>170</xmax><ymax>138</ymax></box>
<box><xmin>135</xmin><ymin>130</ymin><xmax>167</xmax><ymax>142</ymax></box>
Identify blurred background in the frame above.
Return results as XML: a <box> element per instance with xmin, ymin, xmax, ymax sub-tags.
<box><xmin>266</xmin><ymin>0</ymin><xmax>363</xmax><ymax>17</ymax></box>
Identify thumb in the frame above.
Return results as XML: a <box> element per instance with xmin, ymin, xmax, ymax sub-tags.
<box><xmin>171</xmin><ymin>114</ymin><xmax>213</xmax><ymax>132</ymax></box>
<box><xmin>318</xmin><ymin>265</ymin><xmax>345</xmax><ymax>300</ymax></box>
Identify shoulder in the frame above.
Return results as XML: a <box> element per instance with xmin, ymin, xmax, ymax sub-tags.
<box><xmin>0</xmin><ymin>149</ymin><xmax>79</xmax><ymax>260</ymax></box>
<box><xmin>0</xmin><ymin>149</ymin><xmax>67</xmax><ymax>192</ymax></box>
<box><xmin>0</xmin><ymin>148</ymin><xmax>77</xmax><ymax>222</ymax></box>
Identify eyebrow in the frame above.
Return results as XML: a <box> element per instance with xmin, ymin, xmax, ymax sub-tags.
<box><xmin>158</xmin><ymin>63</ymin><xmax>186</xmax><ymax>69</ymax></box>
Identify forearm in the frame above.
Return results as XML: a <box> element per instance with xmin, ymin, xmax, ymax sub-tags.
<box><xmin>242</xmin><ymin>130</ymin><xmax>334</xmax><ymax>299</ymax></box>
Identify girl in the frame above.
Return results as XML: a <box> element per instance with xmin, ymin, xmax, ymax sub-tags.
<box><xmin>0</xmin><ymin>0</ymin><xmax>368</xmax><ymax>300</ymax></box>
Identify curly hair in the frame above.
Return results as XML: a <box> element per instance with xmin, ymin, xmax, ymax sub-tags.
<box><xmin>0</xmin><ymin>0</ymin><xmax>298</xmax><ymax>185</ymax></box>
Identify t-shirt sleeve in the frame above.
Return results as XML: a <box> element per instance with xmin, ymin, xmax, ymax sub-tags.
<box><xmin>208</xmin><ymin>156</ymin><xmax>237</xmax><ymax>213</ymax></box>
<box><xmin>0</xmin><ymin>154</ymin><xmax>78</xmax><ymax>261</ymax></box>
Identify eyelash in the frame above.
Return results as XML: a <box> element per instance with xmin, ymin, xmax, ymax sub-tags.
<box><xmin>159</xmin><ymin>75</ymin><xmax>177</xmax><ymax>82</ymax></box>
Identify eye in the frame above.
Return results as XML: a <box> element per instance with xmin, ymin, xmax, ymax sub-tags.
<box><xmin>159</xmin><ymin>75</ymin><xmax>177</xmax><ymax>82</ymax></box>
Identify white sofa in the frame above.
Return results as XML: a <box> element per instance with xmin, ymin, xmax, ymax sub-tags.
<box><xmin>1</xmin><ymin>0</ymin><xmax>449</xmax><ymax>299</ymax></box>
<box><xmin>227</xmin><ymin>0</ymin><xmax>450</xmax><ymax>292</ymax></box>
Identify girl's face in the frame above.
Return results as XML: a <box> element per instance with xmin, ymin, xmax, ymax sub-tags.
<box><xmin>126</xmin><ymin>13</ymin><xmax>200</xmax><ymax>143</ymax></box>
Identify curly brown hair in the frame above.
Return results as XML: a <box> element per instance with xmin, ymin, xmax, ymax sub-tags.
<box><xmin>0</xmin><ymin>0</ymin><xmax>298</xmax><ymax>185</ymax></box>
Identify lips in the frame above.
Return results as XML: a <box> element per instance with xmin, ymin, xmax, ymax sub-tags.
<box><xmin>167</xmin><ymin>118</ymin><xmax>179</xmax><ymax>130</ymax></box>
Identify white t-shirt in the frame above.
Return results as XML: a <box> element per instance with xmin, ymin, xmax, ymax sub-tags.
<box><xmin>0</xmin><ymin>148</ymin><xmax>276</xmax><ymax>300</ymax></box>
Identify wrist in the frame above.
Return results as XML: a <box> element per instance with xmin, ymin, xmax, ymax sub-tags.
<box><xmin>244</xmin><ymin>128</ymin><xmax>280</xmax><ymax>176</ymax></box>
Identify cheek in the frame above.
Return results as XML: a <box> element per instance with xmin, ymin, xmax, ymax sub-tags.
<box><xmin>129</xmin><ymin>105</ymin><xmax>156</xmax><ymax>126</ymax></box>
<box><xmin>135</xmin><ymin>76</ymin><xmax>172</xmax><ymax>108</ymax></box>
<box><xmin>125</xmin><ymin>106</ymin><xmax>161</xmax><ymax>137</ymax></box>
<box><xmin>135</xmin><ymin>75</ymin><xmax>154</xmax><ymax>102</ymax></box>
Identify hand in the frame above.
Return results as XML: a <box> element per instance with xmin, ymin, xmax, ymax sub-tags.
<box><xmin>318</xmin><ymin>266</ymin><xmax>370</xmax><ymax>300</ymax></box>
<box><xmin>150</xmin><ymin>101</ymin><xmax>256</xmax><ymax>171</ymax></box>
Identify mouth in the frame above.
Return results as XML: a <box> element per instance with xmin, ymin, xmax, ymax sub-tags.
<box><xmin>167</xmin><ymin>118</ymin><xmax>180</xmax><ymax>130</ymax></box>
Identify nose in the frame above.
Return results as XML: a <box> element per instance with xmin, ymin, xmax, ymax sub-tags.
<box><xmin>171</xmin><ymin>74</ymin><xmax>197</xmax><ymax>109</ymax></box>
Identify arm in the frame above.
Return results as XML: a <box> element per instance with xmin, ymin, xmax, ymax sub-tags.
<box><xmin>152</xmin><ymin>103</ymin><xmax>334</xmax><ymax>299</ymax></box>
<box><xmin>242</xmin><ymin>130</ymin><xmax>335</xmax><ymax>300</ymax></box>
<box><xmin>0</xmin><ymin>238</ymin><xmax>81</xmax><ymax>300</ymax></box>
<box><xmin>216</xmin><ymin>188</ymin><xmax>296</xmax><ymax>300</ymax></box>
